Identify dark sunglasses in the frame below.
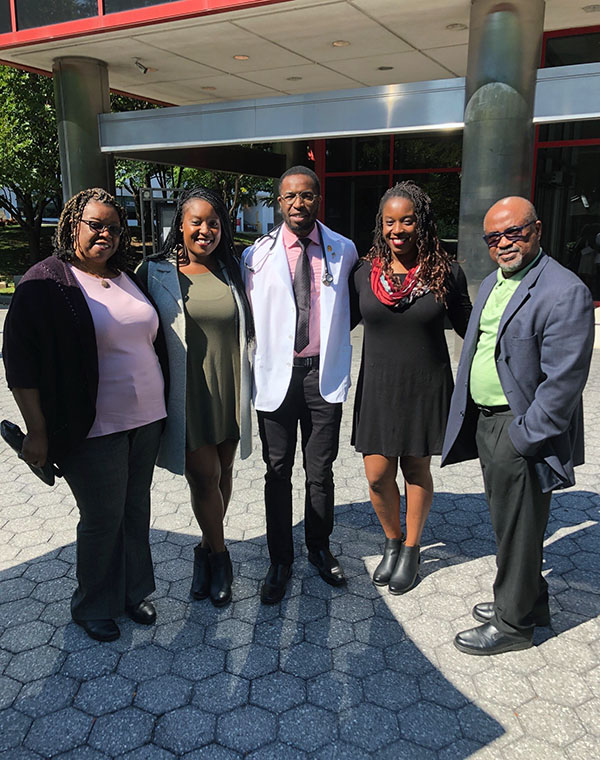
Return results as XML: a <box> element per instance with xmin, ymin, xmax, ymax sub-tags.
<box><xmin>482</xmin><ymin>220</ymin><xmax>536</xmax><ymax>248</ymax></box>
<box><xmin>81</xmin><ymin>219</ymin><xmax>123</xmax><ymax>237</ymax></box>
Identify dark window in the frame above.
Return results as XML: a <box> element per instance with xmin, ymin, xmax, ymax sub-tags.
<box><xmin>545</xmin><ymin>33</ymin><xmax>600</xmax><ymax>68</ymax></box>
<box><xmin>0</xmin><ymin>0</ymin><xmax>11</xmax><ymax>34</ymax></box>
<box><xmin>325</xmin><ymin>175</ymin><xmax>389</xmax><ymax>254</ymax></box>
<box><xmin>394</xmin><ymin>133</ymin><xmax>462</xmax><ymax>170</ymax></box>
<box><xmin>534</xmin><ymin>144</ymin><xmax>600</xmax><ymax>300</ymax></box>
<box><xmin>104</xmin><ymin>0</ymin><xmax>183</xmax><ymax>12</ymax></box>
<box><xmin>16</xmin><ymin>0</ymin><xmax>97</xmax><ymax>29</ymax></box>
<box><xmin>325</xmin><ymin>137</ymin><xmax>389</xmax><ymax>173</ymax></box>
<box><xmin>538</xmin><ymin>119</ymin><xmax>600</xmax><ymax>143</ymax></box>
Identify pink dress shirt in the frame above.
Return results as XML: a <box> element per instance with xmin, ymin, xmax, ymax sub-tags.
<box><xmin>71</xmin><ymin>266</ymin><xmax>166</xmax><ymax>438</ymax></box>
<box><xmin>282</xmin><ymin>224</ymin><xmax>322</xmax><ymax>358</ymax></box>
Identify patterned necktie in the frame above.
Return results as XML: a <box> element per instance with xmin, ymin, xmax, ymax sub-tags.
<box><xmin>293</xmin><ymin>236</ymin><xmax>311</xmax><ymax>353</ymax></box>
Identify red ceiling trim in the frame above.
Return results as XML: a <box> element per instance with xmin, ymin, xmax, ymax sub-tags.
<box><xmin>0</xmin><ymin>0</ymin><xmax>291</xmax><ymax>52</ymax></box>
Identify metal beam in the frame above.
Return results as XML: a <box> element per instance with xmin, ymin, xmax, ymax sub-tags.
<box><xmin>99</xmin><ymin>63</ymin><xmax>600</xmax><ymax>154</ymax></box>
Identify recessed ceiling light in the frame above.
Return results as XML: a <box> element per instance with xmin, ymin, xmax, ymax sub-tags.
<box><xmin>286</xmin><ymin>76</ymin><xmax>303</xmax><ymax>81</ymax></box>
<box><xmin>582</xmin><ymin>4</ymin><xmax>600</xmax><ymax>11</ymax></box>
<box><xmin>446</xmin><ymin>22</ymin><xmax>467</xmax><ymax>31</ymax></box>
<box><xmin>201</xmin><ymin>86</ymin><xmax>217</xmax><ymax>91</ymax></box>
<box><xmin>233</xmin><ymin>54</ymin><xmax>250</xmax><ymax>61</ymax></box>
<box><xmin>377</xmin><ymin>66</ymin><xmax>394</xmax><ymax>71</ymax></box>
<box><xmin>332</xmin><ymin>40</ymin><xmax>351</xmax><ymax>47</ymax></box>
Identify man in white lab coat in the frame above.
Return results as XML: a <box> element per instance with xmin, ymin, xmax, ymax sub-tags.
<box><xmin>243</xmin><ymin>166</ymin><xmax>358</xmax><ymax>604</ymax></box>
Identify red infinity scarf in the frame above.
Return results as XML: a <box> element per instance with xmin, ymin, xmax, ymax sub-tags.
<box><xmin>370</xmin><ymin>258</ymin><xmax>430</xmax><ymax>307</ymax></box>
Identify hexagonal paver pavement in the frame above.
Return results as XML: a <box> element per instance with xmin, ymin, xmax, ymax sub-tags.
<box><xmin>1</xmin><ymin>315</ymin><xmax>599</xmax><ymax>758</ymax></box>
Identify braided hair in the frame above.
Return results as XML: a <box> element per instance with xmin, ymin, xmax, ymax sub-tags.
<box><xmin>54</xmin><ymin>187</ymin><xmax>134</xmax><ymax>273</ymax></box>
<box><xmin>366</xmin><ymin>181</ymin><xmax>452</xmax><ymax>302</ymax></box>
<box><xmin>156</xmin><ymin>186</ymin><xmax>255</xmax><ymax>342</ymax></box>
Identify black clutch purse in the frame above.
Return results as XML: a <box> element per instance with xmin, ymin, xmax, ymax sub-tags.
<box><xmin>0</xmin><ymin>420</ymin><xmax>62</xmax><ymax>487</ymax></box>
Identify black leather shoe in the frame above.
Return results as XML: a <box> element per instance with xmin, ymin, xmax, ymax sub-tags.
<box><xmin>388</xmin><ymin>544</ymin><xmax>420</xmax><ymax>595</ymax></box>
<box><xmin>208</xmin><ymin>550</ymin><xmax>233</xmax><ymax>607</ymax></box>
<box><xmin>191</xmin><ymin>544</ymin><xmax>211</xmax><ymax>600</ymax></box>
<box><xmin>74</xmin><ymin>618</ymin><xmax>120</xmax><ymax>642</ymax></box>
<box><xmin>454</xmin><ymin>622</ymin><xmax>533</xmax><ymax>656</ymax></box>
<box><xmin>308</xmin><ymin>549</ymin><xmax>346</xmax><ymax>587</ymax></box>
<box><xmin>260</xmin><ymin>564</ymin><xmax>292</xmax><ymax>604</ymax></box>
<box><xmin>472</xmin><ymin>601</ymin><xmax>551</xmax><ymax>627</ymax></box>
<box><xmin>126</xmin><ymin>600</ymin><xmax>156</xmax><ymax>625</ymax></box>
<box><xmin>373</xmin><ymin>537</ymin><xmax>403</xmax><ymax>586</ymax></box>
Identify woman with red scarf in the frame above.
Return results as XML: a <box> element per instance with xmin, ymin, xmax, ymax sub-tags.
<box><xmin>350</xmin><ymin>181</ymin><xmax>472</xmax><ymax>594</ymax></box>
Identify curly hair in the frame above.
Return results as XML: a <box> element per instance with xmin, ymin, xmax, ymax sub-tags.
<box><xmin>54</xmin><ymin>187</ymin><xmax>134</xmax><ymax>273</ymax></box>
<box><xmin>366</xmin><ymin>181</ymin><xmax>452</xmax><ymax>302</ymax></box>
<box><xmin>155</xmin><ymin>185</ymin><xmax>254</xmax><ymax>342</ymax></box>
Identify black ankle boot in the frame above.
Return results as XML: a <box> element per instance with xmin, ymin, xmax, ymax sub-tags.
<box><xmin>208</xmin><ymin>550</ymin><xmax>233</xmax><ymax>607</ymax></box>
<box><xmin>388</xmin><ymin>544</ymin><xmax>420</xmax><ymax>595</ymax></box>
<box><xmin>373</xmin><ymin>538</ymin><xmax>404</xmax><ymax>586</ymax></box>
<box><xmin>191</xmin><ymin>545</ymin><xmax>211</xmax><ymax>600</ymax></box>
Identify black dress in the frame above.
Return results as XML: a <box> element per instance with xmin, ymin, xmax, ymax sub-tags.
<box><xmin>350</xmin><ymin>259</ymin><xmax>472</xmax><ymax>458</ymax></box>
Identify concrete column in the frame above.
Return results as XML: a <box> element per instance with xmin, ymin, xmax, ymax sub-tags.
<box><xmin>458</xmin><ymin>0</ymin><xmax>545</xmax><ymax>292</ymax></box>
<box><xmin>53</xmin><ymin>57</ymin><xmax>114</xmax><ymax>202</ymax></box>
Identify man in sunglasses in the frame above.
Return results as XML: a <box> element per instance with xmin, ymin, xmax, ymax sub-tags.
<box><xmin>442</xmin><ymin>196</ymin><xmax>594</xmax><ymax>655</ymax></box>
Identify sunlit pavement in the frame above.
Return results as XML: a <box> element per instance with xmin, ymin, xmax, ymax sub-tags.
<box><xmin>0</xmin><ymin>311</ymin><xmax>599</xmax><ymax>759</ymax></box>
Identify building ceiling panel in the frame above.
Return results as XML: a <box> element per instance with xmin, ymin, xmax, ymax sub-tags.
<box><xmin>137</xmin><ymin>20</ymin><xmax>309</xmax><ymax>73</ymax></box>
<box><xmin>15</xmin><ymin>36</ymin><xmax>220</xmax><ymax>84</ymax></box>
<box><xmin>350</xmin><ymin>0</ymin><xmax>470</xmax><ymax>51</ymax></box>
<box><xmin>326</xmin><ymin>50</ymin><xmax>454</xmax><ymax>86</ymax></box>
<box><xmin>424</xmin><ymin>44</ymin><xmax>468</xmax><ymax>77</ymax></box>
<box><xmin>234</xmin><ymin>2</ymin><xmax>413</xmax><ymax>61</ymax></box>
<box><xmin>240</xmin><ymin>62</ymin><xmax>361</xmax><ymax>93</ymax></box>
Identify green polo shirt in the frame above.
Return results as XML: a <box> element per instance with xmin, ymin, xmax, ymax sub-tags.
<box><xmin>470</xmin><ymin>251</ymin><xmax>542</xmax><ymax>406</ymax></box>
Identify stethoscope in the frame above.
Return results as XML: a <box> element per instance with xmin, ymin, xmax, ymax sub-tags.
<box><xmin>243</xmin><ymin>222</ymin><xmax>334</xmax><ymax>286</ymax></box>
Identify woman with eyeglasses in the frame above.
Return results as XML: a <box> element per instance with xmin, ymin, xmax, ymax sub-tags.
<box><xmin>350</xmin><ymin>181</ymin><xmax>472</xmax><ymax>594</ymax></box>
<box><xmin>137</xmin><ymin>186</ymin><xmax>254</xmax><ymax>608</ymax></box>
<box><xmin>3</xmin><ymin>188</ymin><xmax>168</xmax><ymax>642</ymax></box>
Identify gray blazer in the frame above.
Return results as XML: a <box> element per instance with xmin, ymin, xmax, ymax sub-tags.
<box><xmin>442</xmin><ymin>252</ymin><xmax>594</xmax><ymax>492</ymax></box>
<box><xmin>138</xmin><ymin>259</ymin><xmax>253</xmax><ymax>475</ymax></box>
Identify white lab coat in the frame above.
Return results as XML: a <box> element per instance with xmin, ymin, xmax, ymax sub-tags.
<box><xmin>242</xmin><ymin>221</ymin><xmax>358</xmax><ymax>412</ymax></box>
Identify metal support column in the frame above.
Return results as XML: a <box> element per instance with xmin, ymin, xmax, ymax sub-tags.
<box><xmin>53</xmin><ymin>56</ymin><xmax>115</xmax><ymax>202</ymax></box>
<box><xmin>458</xmin><ymin>0</ymin><xmax>545</xmax><ymax>290</ymax></box>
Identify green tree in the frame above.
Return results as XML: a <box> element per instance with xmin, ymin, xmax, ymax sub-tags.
<box><xmin>0</xmin><ymin>66</ymin><xmax>62</xmax><ymax>264</ymax></box>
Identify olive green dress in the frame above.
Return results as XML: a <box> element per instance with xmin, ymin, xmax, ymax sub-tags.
<box><xmin>179</xmin><ymin>269</ymin><xmax>240</xmax><ymax>451</ymax></box>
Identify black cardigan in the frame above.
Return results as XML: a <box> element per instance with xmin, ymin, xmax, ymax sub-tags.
<box><xmin>3</xmin><ymin>256</ymin><xmax>169</xmax><ymax>463</ymax></box>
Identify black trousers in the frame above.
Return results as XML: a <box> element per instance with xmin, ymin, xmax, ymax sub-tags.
<box><xmin>60</xmin><ymin>420</ymin><xmax>162</xmax><ymax>621</ymax></box>
<box><xmin>476</xmin><ymin>410</ymin><xmax>552</xmax><ymax>636</ymax></box>
<box><xmin>257</xmin><ymin>367</ymin><xmax>343</xmax><ymax>565</ymax></box>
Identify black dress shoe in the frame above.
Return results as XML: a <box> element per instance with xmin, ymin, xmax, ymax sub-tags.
<box><xmin>208</xmin><ymin>549</ymin><xmax>233</xmax><ymax>608</ymax></box>
<box><xmin>472</xmin><ymin>601</ymin><xmax>551</xmax><ymax>627</ymax></box>
<box><xmin>260</xmin><ymin>564</ymin><xmax>292</xmax><ymax>605</ymax></box>
<box><xmin>74</xmin><ymin>618</ymin><xmax>120</xmax><ymax>642</ymax></box>
<box><xmin>308</xmin><ymin>549</ymin><xmax>346</xmax><ymax>587</ymax></box>
<box><xmin>454</xmin><ymin>622</ymin><xmax>533</xmax><ymax>656</ymax></box>
<box><xmin>373</xmin><ymin>537</ymin><xmax>403</xmax><ymax>586</ymax></box>
<box><xmin>388</xmin><ymin>544</ymin><xmax>420</xmax><ymax>595</ymax></box>
<box><xmin>126</xmin><ymin>600</ymin><xmax>156</xmax><ymax>626</ymax></box>
<box><xmin>191</xmin><ymin>544</ymin><xmax>211</xmax><ymax>600</ymax></box>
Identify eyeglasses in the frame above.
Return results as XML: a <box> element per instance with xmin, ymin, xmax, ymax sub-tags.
<box><xmin>279</xmin><ymin>191</ymin><xmax>319</xmax><ymax>205</ymax></box>
<box><xmin>81</xmin><ymin>219</ymin><xmax>123</xmax><ymax>237</ymax></box>
<box><xmin>482</xmin><ymin>220</ymin><xmax>536</xmax><ymax>248</ymax></box>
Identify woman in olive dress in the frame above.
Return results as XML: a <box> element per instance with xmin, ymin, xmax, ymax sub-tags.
<box><xmin>139</xmin><ymin>186</ymin><xmax>254</xmax><ymax>607</ymax></box>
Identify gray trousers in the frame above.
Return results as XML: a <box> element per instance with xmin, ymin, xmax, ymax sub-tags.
<box><xmin>59</xmin><ymin>420</ymin><xmax>162</xmax><ymax>621</ymax></box>
<box><xmin>476</xmin><ymin>410</ymin><xmax>552</xmax><ymax>636</ymax></box>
